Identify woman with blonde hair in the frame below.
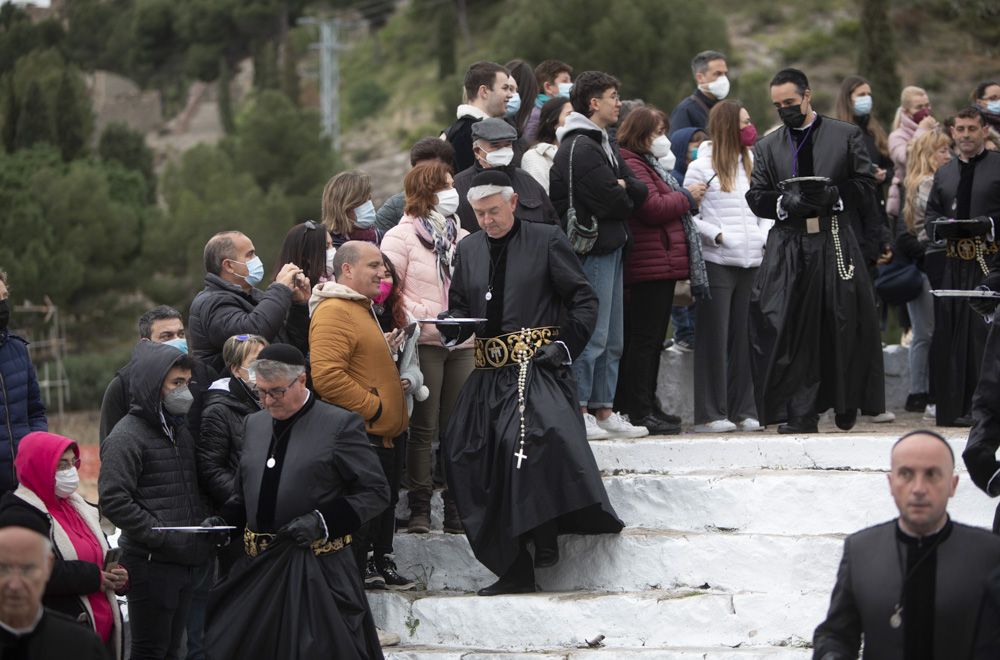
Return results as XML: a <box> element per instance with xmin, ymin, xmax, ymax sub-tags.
<box><xmin>685</xmin><ymin>100</ymin><xmax>771</xmax><ymax>432</ymax></box>
<box><xmin>321</xmin><ymin>170</ymin><xmax>381</xmax><ymax>246</ymax></box>
<box><xmin>893</xmin><ymin>129</ymin><xmax>953</xmax><ymax>416</ymax></box>
<box><xmin>887</xmin><ymin>86</ymin><xmax>940</xmax><ymax>217</ymax></box>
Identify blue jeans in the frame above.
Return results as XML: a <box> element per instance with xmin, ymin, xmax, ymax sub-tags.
<box><xmin>906</xmin><ymin>273</ymin><xmax>934</xmax><ymax>395</ymax></box>
<box><xmin>184</xmin><ymin>559</ymin><xmax>215</xmax><ymax>660</ymax></box>
<box><xmin>671</xmin><ymin>304</ymin><xmax>696</xmax><ymax>345</ymax></box>
<box><xmin>573</xmin><ymin>247</ymin><xmax>624</xmax><ymax>408</ymax></box>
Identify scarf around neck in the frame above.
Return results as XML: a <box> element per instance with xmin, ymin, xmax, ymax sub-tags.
<box><xmin>414</xmin><ymin>210</ymin><xmax>459</xmax><ymax>288</ymax></box>
<box><xmin>644</xmin><ymin>153</ymin><xmax>711</xmax><ymax>301</ymax></box>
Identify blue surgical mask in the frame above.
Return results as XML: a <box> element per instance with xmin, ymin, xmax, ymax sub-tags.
<box><xmin>506</xmin><ymin>92</ymin><xmax>521</xmax><ymax>115</ymax></box>
<box><xmin>557</xmin><ymin>82</ymin><xmax>573</xmax><ymax>98</ymax></box>
<box><xmin>232</xmin><ymin>256</ymin><xmax>264</xmax><ymax>286</ymax></box>
<box><xmin>354</xmin><ymin>200</ymin><xmax>376</xmax><ymax>229</ymax></box>
<box><xmin>853</xmin><ymin>94</ymin><xmax>873</xmax><ymax>116</ymax></box>
<box><xmin>163</xmin><ymin>337</ymin><xmax>188</xmax><ymax>354</ymax></box>
<box><xmin>987</xmin><ymin>100</ymin><xmax>1000</xmax><ymax>115</ymax></box>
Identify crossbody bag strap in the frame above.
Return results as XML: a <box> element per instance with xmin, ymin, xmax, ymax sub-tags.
<box><xmin>568</xmin><ymin>136</ymin><xmax>579</xmax><ymax>209</ymax></box>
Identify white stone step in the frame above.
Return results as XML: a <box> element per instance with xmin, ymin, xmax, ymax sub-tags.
<box><xmin>398</xmin><ymin>468</ymin><xmax>995</xmax><ymax>536</ymax></box>
<box><xmin>385</xmin><ymin>646</ymin><xmax>809</xmax><ymax>659</ymax></box>
<box><xmin>388</xmin><ymin>529</ymin><xmax>841</xmax><ymax>594</ymax></box>
<box><xmin>370</xmin><ymin>589</ymin><xmax>826</xmax><ymax>651</ymax></box>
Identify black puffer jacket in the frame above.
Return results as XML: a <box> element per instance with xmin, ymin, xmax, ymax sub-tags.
<box><xmin>98</xmin><ymin>342</ymin><xmax>209</xmax><ymax>565</ymax></box>
<box><xmin>197</xmin><ymin>377</ymin><xmax>259</xmax><ymax>512</ymax></box>
<box><xmin>550</xmin><ymin>126</ymin><xmax>648</xmax><ymax>255</ymax></box>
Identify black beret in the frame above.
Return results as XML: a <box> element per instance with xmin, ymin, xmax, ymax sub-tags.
<box><xmin>470</xmin><ymin>169</ymin><xmax>513</xmax><ymax>189</ymax></box>
<box><xmin>0</xmin><ymin>501</ymin><xmax>51</xmax><ymax>538</ymax></box>
<box><xmin>256</xmin><ymin>343</ymin><xmax>306</xmax><ymax>366</ymax></box>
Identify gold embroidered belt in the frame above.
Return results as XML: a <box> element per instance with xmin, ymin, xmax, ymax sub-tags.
<box><xmin>474</xmin><ymin>326</ymin><xmax>559</xmax><ymax>369</ymax></box>
<box><xmin>945</xmin><ymin>237</ymin><xmax>997</xmax><ymax>260</ymax></box>
<box><xmin>243</xmin><ymin>528</ymin><xmax>351</xmax><ymax>557</ymax></box>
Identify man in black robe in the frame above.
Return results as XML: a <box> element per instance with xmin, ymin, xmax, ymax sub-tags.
<box><xmin>746</xmin><ymin>68</ymin><xmax>884</xmax><ymax>433</ymax></box>
<box><xmin>926</xmin><ymin>106</ymin><xmax>1000</xmax><ymax>427</ymax></box>
<box><xmin>205</xmin><ymin>344</ymin><xmax>390</xmax><ymax>660</ymax></box>
<box><xmin>814</xmin><ymin>430</ymin><xmax>1000</xmax><ymax>660</ymax></box>
<box><xmin>438</xmin><ymin>170</ymin><xmax>623</xmax><ymax>596</ymax></box>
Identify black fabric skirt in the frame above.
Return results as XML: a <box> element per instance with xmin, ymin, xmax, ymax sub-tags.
<box><xmin>931</xmin><ymin>257</ymin><xmax>989</xmax><ymax>425</ymax></box>
<box><xmin>749</xmin><ymin>222</ymin><xmax>885</xmax><ymax>424</ymax></box>
<box><xmin>443</xmin><ymin>362</ymin><xmax>624</xmax><ymax>577</ymax></box>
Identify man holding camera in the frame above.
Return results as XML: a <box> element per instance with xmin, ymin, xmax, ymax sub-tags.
<box><xmin>745</xmin><ymin>68</ymin><xmax>884</xmax><ymax>434</ymax></box>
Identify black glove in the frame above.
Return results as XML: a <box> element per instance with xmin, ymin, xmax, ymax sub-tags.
<box><xmin>277</xmin><ymin>510</ymin><xmax>326</xmax><ymax>547</ymax></box>
<box><xmin>970</xmin><ymin>284</ymin><xmax>1000</xmax><ymax>317</ymax></box>
<box><xmin>533</xmin><ymin>343</ymin><xmax>568</xmax><ymax>369</ymax></box>
<box><xmin>800</xmin><ymin>182</ymin><xmax>840</xmax><ymax>212</ymax></box>
<box><xmin>200</xmin><ymin>516</ymin><xmax>230</xmax><ymax>547</ymax></box>
<box><xmin>779</xmin><ymin>188</ymin><xmax>821</xmax><ymax>218</ymax></box>
<box><xmin>436</xmin><ymin>311</ymin><xmax>461</xmax><ymax>342</ymax></box>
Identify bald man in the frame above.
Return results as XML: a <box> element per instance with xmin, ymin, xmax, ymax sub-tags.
<box><xmin>813</xmin><ymin>431</ymin><xmax>1000</xmax><ymax>660</ymax></box>
<box><xmin>0</xmin><ymin>526</ymin><xmax>109</xmax><ymax>658</ymax></box>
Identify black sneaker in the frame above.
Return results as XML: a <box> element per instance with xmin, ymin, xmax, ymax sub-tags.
<box><xmin>364</xmin><ymin>557</ymin><xmax>386</xmax><ymax>590</ymax></box>
<box><xmin>905</xmin><ymin>393</ymin><xmax>928</xmax><ymax>413</ymax></box>
<box><xmin>376</xmin><ymin>555</ymin><xmax>416</xmax><ymax>591</ymax></box>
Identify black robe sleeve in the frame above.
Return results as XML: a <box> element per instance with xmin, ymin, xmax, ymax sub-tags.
<box><xmin>746</xmin><ymin>139</ymin><xmax>781</xmax><ymax>220</ymax></box>
<box><xmin>839</xmin><ymin>126</ymin><xmax>878</xmax><ymax>215</ymax></box>
<box><xmin>547</xmin><ymin>228</ymin><xmax>597</xmax><ymax>359</ymax></box>
<box><xmin>442</xmin><ymin>242</ymin><xmax>478</xmax><ymax>345</ymax></box>
<box><xmin>812</xmin><ymin>538</ymin><xmax>863</xmax><ymax>659</ymax></box>
<box><xmin>964</xmin><ymin>324</ymin><xmax>1000</xmax><ymax>522</ymax></box>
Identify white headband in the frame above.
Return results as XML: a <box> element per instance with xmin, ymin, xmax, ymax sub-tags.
<box><xmin>466</xmin><ymin>184</ymin><xmax>514</xmax><ymax>202</ymax></box>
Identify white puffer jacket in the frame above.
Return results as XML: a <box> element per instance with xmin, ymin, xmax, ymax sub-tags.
<box><xmin>683</xmin><ymin>141</ymin><xmax>773</xmax><ymax>269</ymax></box>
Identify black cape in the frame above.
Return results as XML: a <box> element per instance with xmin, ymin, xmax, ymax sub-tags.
<box><xmin>746</xmin><ymin>114</ymin><xmax>885</xmax><ymax>423</ymax></box>
<box><xmin>443</xmin><ymin>220</ymin><xmax>624</xmax><ymax>576</ymax></box>
<box><xmin>964</xmin><ymin>321</ymin><xmax>1000</xmax><ymax>532</ymax></box>
<box><xmin>926</xmin><ymin>150</ymin><xmax>1000</xmax><ymax>425</ymax></box>
<box><xmin>206</xmin><ymin>398</ymin><xmax>390</xmax><ymax>660</ymax></box>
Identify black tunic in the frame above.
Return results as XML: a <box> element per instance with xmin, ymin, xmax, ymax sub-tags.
<box><xmin>206</xmin><ymin>398</ymin><xmax>390</xmax><ymax>660</ymax></box>
<box><xmin>443</xmin><ymin>219</ymin><xmax>624</xmax><ymax>577</ymax></box>
<box><xmin>745</xmin><ymin>114</ymin><xmax>885</xmax><ymax>423</ymax></box>
<box><xmin>926</xmin><ymin>150</ymin><xmax>1000</xmax><ymax>425</ymax></box>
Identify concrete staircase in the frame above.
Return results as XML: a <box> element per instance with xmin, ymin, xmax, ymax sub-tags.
<box><xmin>370</xmin><ymin>432</ymin><xmax>994</xmax><ymax>659</ymax></box>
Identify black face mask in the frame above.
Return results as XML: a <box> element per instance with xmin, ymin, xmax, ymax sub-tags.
<box><xmin>0</xmin><ymin>300</ymin><xmax>9</xmax><ymax>331</ymax></box>
<box><xmin>778</xmin><ymin>104</ymin><xmax>807</xmax><ymax>129</ymax></box>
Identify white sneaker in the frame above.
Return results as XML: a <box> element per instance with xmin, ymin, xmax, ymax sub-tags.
<box><xmin>739</xmin><ymin>418</ymin><xmax>764</xmax><ymax>432</ymax></box>
<box><xmin>597</xmin><ymin>412</ymin><xmax>649</xmax><ymax>438</ymax></box>
<box><xmin>869</xmin><ymin>411</ymin><xmax>896</xmax><ymax>423</ymax></box>
<box><xmin>693</xmin><ymin>419</ymin><xmax>738</xmax><ymax>433</ymax></box>
<box><xmin>923</xmin><ymin>404</ymin><xmax>936</xmax><ymax>421</ymax></box>
<box><xmin>583</xmin><ymin>413</ymin><xmax>612</xmax><ymax>440</ymax></box>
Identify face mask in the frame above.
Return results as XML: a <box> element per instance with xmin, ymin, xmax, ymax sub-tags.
<box><xmin>372</xmin><ymin>279</ymin><xmax>392</xmax><ymax>305</ymax></box>
<box><xmin>0</xmin><ymin>299</ymin><xmax>8</xmax><ymax>331</ymax></box>
<box><xmin>353</xmin><ymin>200</ymin><xmax>377</xmax><ymax>229</ymax></box>
<box><xmin>911</xmin><ymin>108</ymin><xmax>931</xmax><ymax>124</ymax></box>
<box><xmin>232</xmin><ymin>256</ymin><xmax>264</xmax><ymax>286</ymax></box>
<box><xmin>485</xmin><ymin>146</ymin><xmax>515</xmax><ymax>167</ymax></box>
<box><xmin>54</xmin><ymin>466</ymin><xmax>79</xmax><ymax>498</ymax></box>
<box><xmin>778</xmin><ymin>104</ymin><xmax>807</xmax><ymax>129</ymax></box>
<box><xmin>986</xmin><ymin>100</ymin><xmax>1000</xmax><ymax>115</ymax></box>
<box><xmin>434</xmin><ymin>187</ymin><xmax>460</xmax><ymax>217</ymax></box>
<box><xmin>506</xmin><ymin>93</ymin><xmax>521</xmax><ymax>115</ymax></box>
<box><xmin>163</xmin><ymin>337</ymin><xmax>188</xmax><ymax>354</ymax></box>
<box><xmin>740</xmin><ymin>124</ymin><xmax>758</xmax><ymax>147</ymax></box>
<box><xmin>557</xmin><ymin>82</ymin><xmax>573</xmax><ymax>98</ymax></box>
<box><xmin>658</xmin><ymin>151</ymin><xmax>677</xmax><ymax>172</ymax></box>
<box><xmin>705</xmin><ymin>75</ymin><xmax>730</xmax><ymax>100</ymax></box>
<box><xmin>163</xmin><ymin>384</ymin><xmax>194</xmax><ymax>416</ymax></box>
<box><xmin>325</xmin><ymin>247</ymin><xmax>336</xmax><ymax>277</ymax></box>
<box><xmin>690</xmin><ymin>147</ymin><xmax>699</xmax><ymax>161</ymax></box>
<box><xmin>649</xmin><ymin>135</ymin><xmax>671</xmax><ymax>159</ymax></box>
<box><xmin>853</xmin><ymin>95</ymin><xmax>873</xmax><ymax>116</ymax></box>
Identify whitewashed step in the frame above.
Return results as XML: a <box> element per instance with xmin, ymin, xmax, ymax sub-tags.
<box><xmin>397</xmin><ymin>469</ymin><xmax>995</xmax><ymax>536</ymax></box>
<box><xmin>370</xmin><ymin>589</ymin><xmax>826</xmax><ymax>651</ymax></box>
<box><xmin>388</xmin><ymin>529</ymin><xmax>841</xmax><ymax>594</ymax></box>
<box><xmin>386</xmin><ymin>646</ymin><xmax>809</xmax><ymax>659</ymax></box>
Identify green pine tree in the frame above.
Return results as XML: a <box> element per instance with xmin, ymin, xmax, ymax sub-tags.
<box><xmin>858</xmin><ymin>0</ymin><xmax>901</xmax><ymax>127</ymax></box>
<box><xmin>13</xmin><ymin>80</ymin><xmax>51</xmax><ymax>151</ymax></box>
<box><xmin>54</xmin><ymin>70</ymin><xmax>87</xmax><ymax>161</ymax></box>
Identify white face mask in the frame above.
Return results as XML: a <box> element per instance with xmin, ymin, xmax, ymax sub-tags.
<box><xmin>650</xmin><ymin>135</ymin><xmax>672</xmax><ymax>159</ymax></box>
<box><xmin>54</xmin><ymin>467</ymin><xmax>79</xmax><ymax>499</ymax></box>
<box><xmin>658</xmin><ymin>150</ymin><xmax>677</xmax><ymax>172</ymax></box>
<box><xmin>557</xmin><ymin>82</ymin><xmax>573</xmax><ymax>98</ymax></box>
<box><xmin>484</xmin><ymin>146</ymin><xmax>515</xmax><ymax>167</ymax></box>
<box><xmin>325</xmin><ymin>247</ymin><xmax>336</xmax><ymax>277</ymax></box>
<box><xmin>434</xmin><ymin>187</ymin><xmax>460</xmax><ymax>217</ymax></box>
<box><xmin>705</xmin><ymin>75</ymin><xmax>730</xmax><ymax>100</ymax></box>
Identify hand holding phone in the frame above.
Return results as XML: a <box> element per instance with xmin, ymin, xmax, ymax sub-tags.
<box><xmin>103</xmin><ymin>547</ymin><xmax>122</xmax><ymax>571</ymax></box>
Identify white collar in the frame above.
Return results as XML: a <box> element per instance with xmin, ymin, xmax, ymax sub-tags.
<box><xmin>793</xmin><ymin>111</ymin><xmax>818</xmax><ymax>130</ymax></box>
<box><xmin>0</xmin><ymin>606</ymin><xmax>43</xmax><ymax>636</ymax></box>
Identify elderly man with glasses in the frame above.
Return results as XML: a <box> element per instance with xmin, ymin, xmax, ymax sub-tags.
<box><xmin>205</xmin><ymin>342</ymin><xmax>391</xmax><ymax>658</ymax></box>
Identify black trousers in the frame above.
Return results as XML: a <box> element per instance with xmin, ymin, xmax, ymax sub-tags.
<box><xmin>122</xmin><ymin>552</ymin><xmax>195</xmax><ymax>660</ymax></box>
<box><xmin>353</xmin><ymin>433</ymin><xmax>405</xmax><ymax>569</ymax></box>
<box><xmin>616</xmin><ymin>279</ymin><xmax>677</xmax><ymax>419</ymax></box>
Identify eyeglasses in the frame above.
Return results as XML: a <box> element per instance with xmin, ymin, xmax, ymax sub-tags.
<box><xmin>253</xmin><ymin>377</ymin><xmax>299</xmax><ymax>401</ymax></box>
<box><xmin>57</xmin><ymin>457</ymin><xmax>81</xmax><ymax>471</ymax></box>
<box><xmin>0</xmin><ymin>563</ymin><xmax>43</xmax><ymax>579</ymax></box>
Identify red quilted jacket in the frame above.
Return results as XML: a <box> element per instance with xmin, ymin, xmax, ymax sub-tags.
<box><xmin>620</xmin><ymin>148</ymin><xmax>691</xmax><ymax>285</ymax></box>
